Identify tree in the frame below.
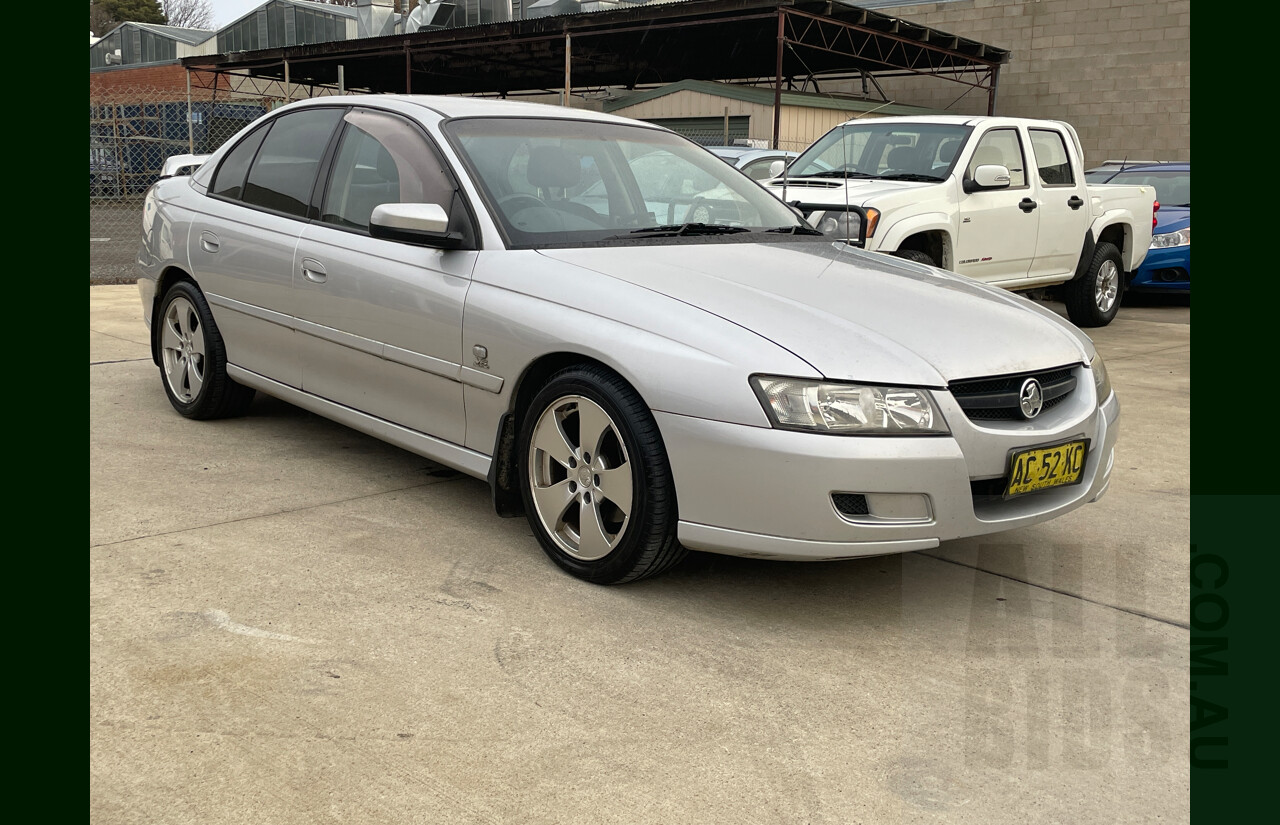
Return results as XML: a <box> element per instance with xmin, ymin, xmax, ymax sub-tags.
<box><xmin>90</xmin><ymin>0</ymin><xmax>166</xmax><ymax>35</ymax></box>
<box><xmin>160</xmin><ymin>0</ymin><xmax>213</xmax><ymax>29</ymax></box>
<box><xmin>89</xmin><ymin>2</ymin><xmax>116</xmax><ymax>35</ymax></box>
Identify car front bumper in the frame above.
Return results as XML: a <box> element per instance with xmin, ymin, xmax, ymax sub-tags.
<box><xmin>1129</xmin><ymin>245</ymin><xmax>1190</xmax><ymax>292</ymax></box>
<box><xmin>659</xmin><ymin>370</ymin><xmax>1119</xmax><ymax>560</ymax></box>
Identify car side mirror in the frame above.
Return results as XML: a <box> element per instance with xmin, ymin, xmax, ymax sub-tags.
<box><xmin>369</xmin><ymin>203</ymin><xmax>466</xmax><ymax>248</ymax></box>
<box><xmin>963</xmin><ymin>164</ymin><xmax>1012</xmax><ymax>193</ymax></box>
<box><xmin>768</xmin><ymin>159</ymin><xmax>787</xmax><ymax>178</ymax></box>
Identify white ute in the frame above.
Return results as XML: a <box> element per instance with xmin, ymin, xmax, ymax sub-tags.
<box><xmin>767</xmin><ymin>115</ymin><xmax>1158</xmax><ymax>326</ymax></box>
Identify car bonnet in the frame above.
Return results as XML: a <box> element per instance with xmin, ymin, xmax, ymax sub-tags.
<box><xmin>537</xmin><ymin>241</ymin><xmax>1092</xmax><ymax>386</ymax></box>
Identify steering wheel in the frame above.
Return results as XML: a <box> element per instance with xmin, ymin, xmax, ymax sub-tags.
<box><xmin>499</xmin><ymin>193</ymin><xmax>545</xmax><ymax>212</ymax></box>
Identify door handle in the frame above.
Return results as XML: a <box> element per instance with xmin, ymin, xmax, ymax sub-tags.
<box><xmin>1019</xmin><ymin>198</ymin><xmax>1037</xmax><ymax>213</ymax></box>
<box><xmin>199</xmin><ymin>230</ymin><xmax>220</xmax><ymax>253</ymax></box>
<box><xmin>300</xmin><ymin>257</ymin><xmax>327</xmax><ymax>284</ymax></box>
<box><xmin>1067</xmin><ymin>195</ymin><xmax>1084</xmax><ymax>210</ymax></box>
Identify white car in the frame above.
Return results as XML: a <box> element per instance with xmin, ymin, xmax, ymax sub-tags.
<box><xmin>766</xmin><ymin>115</ymin><xmax>1158</xmax><ymax>327</ymax></box>
<box><xmin>704</xmin><ymin>146</ymin><xmax>800</xmax><ymax>180</ymax></box>
<box><xmin>137</xmin><ymin>95</ymin><xmax>1119</xmax><ymax>584</ymax></box>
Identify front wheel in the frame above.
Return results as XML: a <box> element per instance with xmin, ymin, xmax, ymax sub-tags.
<box><xmin>892</xmin><ymin>249</ymin><xmax>935</xmax><ymax>267</ymax></box>
<box><xmin>518</xmin><ymin>365</ymin><xmax>686</xmax><ymax>584</ymax></box>
<box><xmin>1065</xmin><ymin>241</ymin><xmax>1124</xmax><ymax>327</ymax></box>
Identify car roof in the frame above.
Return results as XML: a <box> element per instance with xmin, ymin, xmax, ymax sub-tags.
<box><xmin>1103</xmin><ymin>162</ymin><xmax>1190</xmax><ymax>173</ymax></box>
<box><xmin>277</xmin><ymin>93</ymin><xmax>659</xmax><ymax>128</ymax></box>
<box><xmin>705</xmin><ymin>146</ymin><xmax>799</xmax><ymax>160</ymax></box>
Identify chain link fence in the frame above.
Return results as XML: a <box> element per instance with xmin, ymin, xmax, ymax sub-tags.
<box><xmin>90</xmin><ymin>85</ymin><xmax>284</xmax><ymax>283</ymax></box>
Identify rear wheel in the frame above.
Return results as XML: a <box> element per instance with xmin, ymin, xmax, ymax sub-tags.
<box><xmin>157</xmin><ymin>281</ymin><xmax>254</xmax><ymax>419</ymax></box>
<box><xmin>1065</xmin><ymin>241</ymin><xmax>1123</xmax><ymax>327</ymax></box>
<box><xmin>519</xmin><ymin>365</ymin><xmax>685</xmax><ymax>584</ymax></box>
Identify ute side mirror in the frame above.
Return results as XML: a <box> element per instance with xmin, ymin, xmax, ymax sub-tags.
<box><xmin>768</xmin><ymin>159</ymin><xmax>787</xmax><ymax>178</ymax></box>
<box><xmin>963</xmin><ymin>164</ymin><xmax>1012</xmax><ymax>193</ymax></box>
<box><xmin>369</xmin><ymin>203</ymin><xmax>467</xmax><ymax>249</ymax></box>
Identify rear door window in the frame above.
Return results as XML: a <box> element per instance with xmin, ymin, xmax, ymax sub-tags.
<box><xmin>209</xmin><ymin>124</ymin><xmax>268</xmax><ymax>201</ymax></box>
<box><xmin>241</xmin><ymin>108</ymin><xmax>344</xmax><ymax>218</ymax></box>
<box><xmin>1028</xmin><ymin>129</ymin><xmax>1076</xmax><ymax>186</ymax></box>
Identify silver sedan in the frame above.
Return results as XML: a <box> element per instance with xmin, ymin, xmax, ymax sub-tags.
<box><xmin>137</xmin><ymin>95</ymin><xmax>1119</xmax><ymax>584</ymax></box>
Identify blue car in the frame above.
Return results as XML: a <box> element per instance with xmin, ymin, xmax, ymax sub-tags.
<box><xmin>1096</xmin><ymin>162</ymin><xmax>1190</xmax><ymax>294</ymax></box>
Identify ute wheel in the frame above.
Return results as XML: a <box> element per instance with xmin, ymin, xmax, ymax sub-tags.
<box><xmin>1065</xmin><ymin>241</ymin><xmax>1124</xmax><ymax>327</ymax></box>
<box><xmin>156</xmin><ymin>280</ymin><xmax>254</xmax><ymax>419</ymax></box>
<box><xmin>519</xmin><ymin>365</ymin><xmax>686</xmax><ymax>584</ymax></box>
<box><xmin>893</xmin><ymin>249</ymin><xmax>936</xmax><ymax>267</ymax></box>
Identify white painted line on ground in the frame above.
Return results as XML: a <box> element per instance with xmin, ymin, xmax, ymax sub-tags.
<box><xmin>201</xmin><ymin>608</ymin><xmax>320</xmax><ymax>644</ymax></box>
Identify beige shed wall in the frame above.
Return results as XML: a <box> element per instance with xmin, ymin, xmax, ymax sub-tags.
<box><xmin>608</xmin><ymin>89</ymin><xmax>875</xmax><ymax>150</ymax></box>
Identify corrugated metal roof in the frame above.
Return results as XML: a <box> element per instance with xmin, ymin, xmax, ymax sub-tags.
<box><xmin>279</xmin><ymin>0</ymin><xmax>359</xmax><ymax>17</ymax></box>
<box><xmin>604</xmin><ymin>79</ymin><xmax>951</xmax><ymax>116</ymax></box>
<box><xmin>222</xmin><ymin>0</ymin><xmax>360</xmax><ymax>31</ymax></box>
<box><xmin>96</xmin><ymin>21</ymin><xmax>216</xmax><ymax>46</ymax></box>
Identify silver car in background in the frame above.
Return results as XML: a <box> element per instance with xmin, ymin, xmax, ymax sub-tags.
<box><xmin>137</xmin><ymin>95</ymin><xmax>1119</xmax><ymax>584</ymax></box>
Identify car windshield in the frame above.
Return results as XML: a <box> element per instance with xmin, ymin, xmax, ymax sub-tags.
<box><xmin>445</xmin><ymin>118</ymin><xmax>811</xmax><ymax>248</ymax></box>
<box><xmin>786</xmin><ymin>121</ymin><xmax>974</xmax><ymax>181</ymax></box>
<box><xmin>1102</xmin><ymin>169</ymin><xmax>1190</xmax><ymax>207</ymax></box>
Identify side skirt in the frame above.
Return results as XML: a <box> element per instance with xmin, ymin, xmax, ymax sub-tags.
<box><xmin>226</xmin><ymin>364</ymin><xmax>492</xmax><ymax>481</ymax></box>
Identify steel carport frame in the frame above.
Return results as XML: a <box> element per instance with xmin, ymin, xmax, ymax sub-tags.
<box><xmin>181</xmin><ymin>0</ymin><xmax>1010</xmax><ymax>149</ymax></box>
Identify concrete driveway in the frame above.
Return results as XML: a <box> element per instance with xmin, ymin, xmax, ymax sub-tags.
<box><xmin>91</xmin><ymin>285</ymin><xmax>1189</xmax><ymax>824</ymax></box>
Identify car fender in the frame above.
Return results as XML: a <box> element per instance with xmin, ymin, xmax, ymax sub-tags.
<box><xmin>138</xmin><ymin>181</ymin><xmax>198</xmax><ymax>341</ymax></box>
<box><xmin>873</xmin><ymin>211</ymin><xmax>955</xmax><ymax>263</ymax></box>
<box><xmin>459</xmin><ymin>251</ymin><xmax>819</xmax><ymax>455</ymax></box>
<box><xmin>1087</xmin><ymin>208</ymin><xmax>1147</xmax><ymax>272</ymax></box>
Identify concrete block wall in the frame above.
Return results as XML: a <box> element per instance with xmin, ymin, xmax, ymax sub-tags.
<box><xmin>861</xmin><ymin>0</ymin><xmax>1189</xmax><ymax>163</ymax></box>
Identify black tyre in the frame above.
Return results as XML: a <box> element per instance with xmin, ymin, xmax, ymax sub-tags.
<box><xmin>156</xmin><ymin>280</ymin><xmax>255</xmax><ymax>419</ymax></box>
<box><xmin>1064</xmin><ymin>241</ymin><xmax>1123</xmax><ymax>327</ymax></box>
<box><xmin>518</xmin><ymin>364</ymin><xmax>686</xmax><ymax>584</ymax></box>
<box><xmin>893</xmin><ymin>249</ymin><xmax>936</xmax><ymax>267</ymax></box>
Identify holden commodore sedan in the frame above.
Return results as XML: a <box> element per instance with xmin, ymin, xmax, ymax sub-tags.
<box><xmin>137</xmin><ymin>95</ymin><xmax>1119</xmax><ymax>584</ymax></box>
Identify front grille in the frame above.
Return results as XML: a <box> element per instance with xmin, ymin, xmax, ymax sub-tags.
<box><xmin>832</xmin><ymin>493</ymin><xmax>869</xmax><ymax>517</ymax></box>
<box><xmin>970</xmin><ymin>477</ymin><xmax>1008</xmax><ymax>497</ymax></box>
<box><xmin>948</xmin><ymin>366</ymin><xmax>1077</xmax><ymax>422</ymax></box>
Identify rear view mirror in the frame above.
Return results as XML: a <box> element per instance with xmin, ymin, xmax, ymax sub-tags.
<box><xmin>369</xmin><ymin>203</ymin><xmax>466</xmax><ymax>248</ymax></box>
<box><xmin>964</xmin><ymin>164</ymin><xmax>1012</xmax><ymax>192</ymax></box>
<box><xmin>768</xmin><ymin>159</ymin><xmax>787</xmax><ymax>178</ymax></box>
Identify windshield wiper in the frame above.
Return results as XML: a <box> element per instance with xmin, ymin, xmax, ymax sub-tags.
<box><xmin>603</xmin><ymin>223</ymin><xmax>752</xmax><ymax>239</ymax></box>
<box><xmin>762</xmin><ymin>225</ymin><xmax>825</xmax><ymax>236</ymax></box>
<box><xmin>877</xmin><ymin>173</ymin><xmax>946</xmax><ymax>182</ymax></box>
<box><xmin>794</xmin><ymin>170</ymin><xmax>877</xmax><ymax>179</ymax></box>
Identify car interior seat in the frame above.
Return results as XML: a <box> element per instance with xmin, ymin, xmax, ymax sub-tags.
<box><xmin>972</xmin><ymin>145</ymin><xmax>1005</xmax><ymax>169</ymax></box>
<box><xmin>884</xmin><ymin>145</ymin><xmax>918</xmax><ymax>174</ymax></box>
<box><xmin>526</xmin><ymin>145</ymin><xmax>600</xmax><ymax>222</ymax></box>
<box><xmin>934</xmin><ymin>139</ymin><xmax>960</xmax><ymax>170</ymax></box>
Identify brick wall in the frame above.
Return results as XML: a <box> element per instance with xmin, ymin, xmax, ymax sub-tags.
<box><xmin>90</xmin><ymin>64</ymin><xmax>238</xmax><ymax>102</ymax></box>
<box><xmin>862</xmin><ymin>0</ymin><xmax>1190</xmax><ymax>163</ymax></box>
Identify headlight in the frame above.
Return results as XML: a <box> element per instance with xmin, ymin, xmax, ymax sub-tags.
<box><xmin>751</xmin><ymin>375</ymin><xmax>948</xmax><ymax>435</ymax></box>
<box><xmin>813</xmin><ymin>208</ymin><xmax>879</xmax><ymax>240</ymax></box>
<box><xmin>1150</xmin><ymin>227</ymin><xmax>1190</xmax><ymax>248</ymax></box>
<box><xmin>1089</xmin><ymin>353</ymin><xmax>1112</xmax><ymax>402</ymax></box>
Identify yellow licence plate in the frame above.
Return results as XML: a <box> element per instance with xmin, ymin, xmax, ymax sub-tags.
<box><xmin>1005</xmin><ymin>439</ymin><xmax>1090</xmax><ymax>498</ymax></box>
